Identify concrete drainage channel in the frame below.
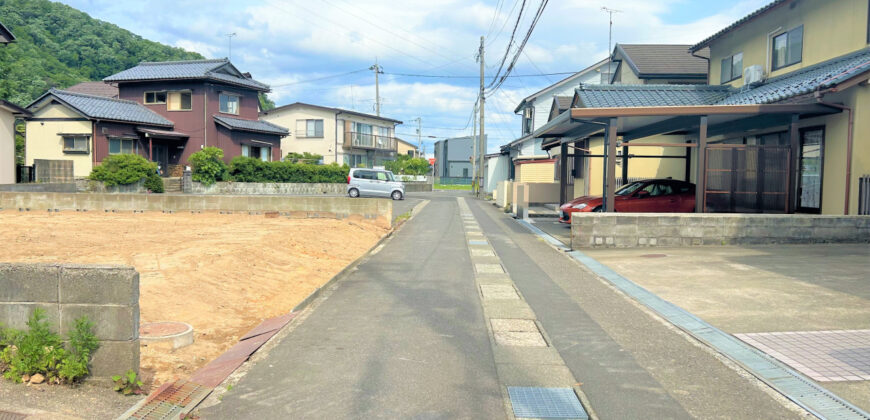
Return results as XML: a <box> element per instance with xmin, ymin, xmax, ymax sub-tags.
<box><xmin>516</xmin><ymin>219</ymin><xmax>870</xmax><ymax>420</ymax></box>
<box><xmin>458</xmin><ymin>198</ymin><xmax>591</xmax><ymax>420</ymax></box>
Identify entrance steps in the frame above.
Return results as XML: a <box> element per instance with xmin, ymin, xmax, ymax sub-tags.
<box><xmin>164</xmin><ymin>177</ymin><xmax>182</xmax><ymax>193</ymax></box>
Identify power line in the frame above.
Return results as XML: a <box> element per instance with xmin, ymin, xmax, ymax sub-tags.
<box><xmin>383</xmin><ymin>71</ymin><xmax>575</xmax><ymax>79</ymax></box>
<box><xmin>270</xmin><ymin>69</ymin><xmax>370</xmax><ymax>87</ymax></box>
<box><xmin>486</xmin><ymin>0</ymin><xmax>528</xmax><ymax>89</ymax></box>
<box><xmin>487</xmin><ymin>0</ymin><xmax>550</xmax><ymax>94</ymax></box>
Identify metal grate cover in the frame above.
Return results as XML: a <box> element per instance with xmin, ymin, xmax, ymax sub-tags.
<box><xmin>508</xmin><ymin>387</ymin><xmax>588</xmax><ymax>419</ymax></box>
<box><xmin>129</xmin><ymin>379</ymin><xmax>212</xmax><ymax>420</ymax></box>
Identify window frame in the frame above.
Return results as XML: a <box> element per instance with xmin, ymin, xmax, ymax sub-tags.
<box><xmin>720</xmin><ymin>52</ymin><xmax>743</xmax><ymax>84</ymax></box>
<box><xmin>61</xmin><ymin>135</ymin><xmax>90</xmax><ymax>154</ymax></box>
<box><xmin>219</xmin><ymin>93</ymin><xmax>240</xmax><ymax>115</ymax></box>
<box><xmin>108</xmin><ymin>138</ymin><xmax>137</xmax><ymax>155</ymax></box>
<box><xmin>144</xmin><ymin>91</ymin><xmax>167</xmax><ymax>105</ymax></box>
<box><xmin>166</xmin><ymin>91</ymin><xmax>193</xmax><ymax>111</ymax></box>
<box><xmin>772</xmin><ymin>25</ymin><xmax>803</xmax><ymax>71</ymax></box>
<box><xmin>295</xmin><ymin>119</ymin><xmax>324</xmax><ymax>138</ymax></box>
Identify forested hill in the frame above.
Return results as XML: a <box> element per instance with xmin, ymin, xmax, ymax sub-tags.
<box><xmin>0</xmin><ymin>0</ymin><xmax>205</xmax><ymax>106</ymax></box>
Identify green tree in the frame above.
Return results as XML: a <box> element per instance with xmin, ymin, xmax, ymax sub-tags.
<box><xmin>188</xmin><ymin>147</ymin><xmax>228</xmax><ymax>185</ymax></box>
<box><xmin>258</xmin><ymin>93</ymin><xmax>276</xmax><ymax>111</ymax></box>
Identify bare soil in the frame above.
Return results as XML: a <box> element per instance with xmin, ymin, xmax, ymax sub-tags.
<box><xmin>0</xmin><ymin>211</ymin><xmax>387</xmax><ymax>392</ymax></box>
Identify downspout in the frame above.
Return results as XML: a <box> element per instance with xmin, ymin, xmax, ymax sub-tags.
<box><xmin>92</xmin><ymin>120</ymin><xmax>98</xmax><ymax>168</ymax></box>
<box><xmin>335</xmin><ymin>112</ymin><xmax>340</xmax><ymax>164</ymax></box>
<box><xmin>814</xmin><ymin>90</ymin><xmax>854</xmax><ymax>215</ymax></box>
<box><xmin>203</xmin><ymin>85</ymin><xmax>208</xmax><ymax>148</ymax></box>
<box><xmin>690</xmin><ymin>50</ymin><xmax>710</xmax><ymax>84</ymax></box>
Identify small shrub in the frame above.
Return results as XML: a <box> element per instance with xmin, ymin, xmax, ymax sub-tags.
<box><xmin>112</xmin><ymin>369</ymin><xmax>144</xmax><ymax>395</ymax></box>
<box><xmin>0</xmin><ymin>309</ymin><xmax>98</xmax><ymax>385</ymax></box>
<box><xmin>227</xmin><ymin>157</ymin><xmax>349</xmax><ymax>183</ymax></box>
<box><xmin>89</xmin><ymin>154</ymin><xmax>157</xmax><ymax>187</ymax></box>
<box><xmin>144</xmin><ymin>174</ymin><xmax>164</xmax><ymax>193</ymax></box>
<box><xmin>284</xmin><ymin>152</ymin><xmax>322</xmax><ymax>164</ymax></box>
<box><xmin>189</xmin><ymin>147</ymin><xmax>228</xmax><ymax>185</ymax></box>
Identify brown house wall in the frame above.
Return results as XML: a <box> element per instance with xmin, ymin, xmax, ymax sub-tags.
<box><xmin>117</xmin><ymin>80</ymin><xmax>268</xmax><ymax>165</ymax></box>
<box><xmin>215</xmin><ymin>125</ymin><xmax>282</xmax><ymax>162</ymax></box>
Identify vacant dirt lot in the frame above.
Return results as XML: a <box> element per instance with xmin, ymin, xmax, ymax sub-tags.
<box><xmin>0</xmin><ymin>211</ymin><xmax>388</xmax><ymax>388</ymax></box>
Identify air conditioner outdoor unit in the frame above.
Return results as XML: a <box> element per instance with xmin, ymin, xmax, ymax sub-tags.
<box><xmin>743</xmin><ymin>65</ymin><xmax>765</xmax><ymax>85</ymax></box>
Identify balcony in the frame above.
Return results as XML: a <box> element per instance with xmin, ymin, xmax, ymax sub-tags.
<box><xmin>344</xmin><ymin>131</ymin><xmax>397</xmax><ymax>151</ymax></box>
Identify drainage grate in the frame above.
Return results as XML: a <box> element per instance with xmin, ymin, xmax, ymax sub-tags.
<box><xmin>0</xmin><ymin>411</ymin><xmax>26</xmax><ymax>420</ymax></box>
<box><xmin>128</xmin><ymin>379</ymin><xmax>212</xmax><ymax>419</ymax></box>
<box><xmin>508</xmin><ymin>387</ymin><xmax>588</xmax><ymax>419</ymax></box>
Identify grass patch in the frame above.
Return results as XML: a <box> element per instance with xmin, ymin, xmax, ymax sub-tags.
<box><xmin>394</xmin><ymin>210</ymin><xmax>412</xmax><ymax>223</ymax></box>
<box><xmin>434</xmin><ymin>184</ymin><xmax>472</xmax><ymax>190</ymax></box>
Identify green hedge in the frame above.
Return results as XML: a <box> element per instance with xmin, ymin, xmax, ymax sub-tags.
<box><xmin>228</xmin><ymin>157</ymin><xmax>350</xmax><ymax>183</ymax></box>
<box><xmin>89</xmin><ymin>154</ymin><xmax>162</xmax><ymax>193</ymax></box>
<box><xmin>188</xmin><ymin>147</ymin><xmax>228</xmax><ymax>186</ymax></box>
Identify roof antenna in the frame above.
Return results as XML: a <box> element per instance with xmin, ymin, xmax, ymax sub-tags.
<box><xmin>226</xmin><ymin>32</ymin><xmax>236</xmax><ymax>61</ymax></box>
<box><xmin>601</xmin><ymin>7</ymin><xmax>622</xmax><ymax>82</ymax></box>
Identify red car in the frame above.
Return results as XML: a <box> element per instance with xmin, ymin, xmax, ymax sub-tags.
<box><xmin>559</xmin><ymin>179</ymin><xmax>696</xmax><ymax>223</ymax></box>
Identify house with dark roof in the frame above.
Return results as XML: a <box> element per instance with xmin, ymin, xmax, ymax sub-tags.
<box><xmin>24</xmin><ymin>59</ymin><xmax>288</xmax><ymax>178</ymax></box>
<box><xmin>609</xmin><ymin>44</ymin><xmax>709</xmax><ymax>85</ymax></box>
<box><xmin>102</xmin><ymin>59</ymin><xmax>288</xmax><ymax>174</ymax></box>
<box><xmin>537</xmin><ymin>0</ymin><xmax>870</xmax><ymax>216</ymax></box>
<box><xmin>0</xmin><ymin>21</ymin><xmax>15</xmax><ymax>45</ymax></box>
<box><xmin>260</xmin><ymin>102</ymin><xmax>402</xmax><ymax>168</ymax></box>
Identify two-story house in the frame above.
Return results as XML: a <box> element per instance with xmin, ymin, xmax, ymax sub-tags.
<box><xmin>0</xmin><ymin>20</ymin><xmax>20</xmax><ymax>185</ymax></box>
<box><xmin>536</xmin><ymin>0</ymin><xmax>870</xmax><ymax>215</ymax></box>
<box><xmin>259</xmin><ymin>102</ymin><xmax>402</xmax><ymax>167</ymax></box>
<box><xmin>24</xmin><ymin>59</ymin><xmax>289</xmax><ymax>178</ymax></box>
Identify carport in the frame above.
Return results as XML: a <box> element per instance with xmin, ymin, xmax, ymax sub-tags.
<box><xmin>537</xmin><ymin>103</ymin><xmax>840</xmax><ymax>213</ymax></box>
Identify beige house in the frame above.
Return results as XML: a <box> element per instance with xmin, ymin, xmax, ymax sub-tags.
<box><xmin>260</xmin><ymin>102</ymin><xmax>402</xmax><ymax>167</ymax></box>
<box><xmin>1</xmin><ymin>101</ymin><xmax>27</xmax><ymax>184</ymax></box>
<box><xmin>397</xmin><ymin>138</ymin><xmax>420</xmax><ymax>158</ymax></box>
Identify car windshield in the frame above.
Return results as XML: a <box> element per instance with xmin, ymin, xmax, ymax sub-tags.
<box><xmin>615</xmin><ymin>181</ymin><xmax>645</xmax><ymax>196</ymax></box>
<box><xmin>385</xmin><ymin>171</ymin><xmax>395</xmax><ymax>182</ymax></box>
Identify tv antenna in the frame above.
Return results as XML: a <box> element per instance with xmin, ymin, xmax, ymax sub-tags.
<box><xmin>601</xmin><ymin>7</ymin><xmax>622</xmax><ymax>74</ymax></box>
<box><xmin>226</xmin><ymin>32</ymin><xmax>237</xmax><ymax>60</ymax></box>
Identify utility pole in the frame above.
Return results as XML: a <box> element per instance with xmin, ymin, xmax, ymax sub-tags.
<box><xmin>226</xmin><ymin>33</ymin><xmax>237</xmax><ymax>61</ymax></box>
<box><xmin>471</xmin><ymin>102</ymin><xmax>478</xmax><ymax>190</ymax></box>
<box><xmin>370</xmin><ymin>59</ymin><xmax>382</xmax><ymax>116</ymax></box>
<box><xmin>477</xmin><ymin>36</ymin><xmax>485</xmax><ymax>197</ymax></box>
<box><xmin>412</xmin><ymin>117</ymin><xmax>422</xmax><ymax>157</ymax></box>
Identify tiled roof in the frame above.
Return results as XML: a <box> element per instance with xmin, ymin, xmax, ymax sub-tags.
<box><xmin>0</xmin><ymin>21</ymin><xmax>15</xmax><ymax>43</ymax></box>
<box><xmin>213</xmin><ymin>115</ymin><xmax>289</xmax><ymax>136</ymax></box>
<box><xmin>617</xmin><ymin>44</ymin><xmax>708</xmax><ymax>76</ymax></box>
<box><xmin>717</xmin><ymin>48</ymin><xmax>870</xmax><ymax>105</ymax></box>
<box><xmin>555</xmin><ymin>96</ymin><xmax>572</xmax><ymax>110</ymax></box>
<box><xmin>104</xmin><ymin>59</ymin><xmax>270</xmax><ymax>91</ymax></box>
<box><xmin>514</xmin><ymin>57</ymin><xmax>611</xmax><ymax>112</ymax></box>
<box><xmin>575</xmin><ymin>84</ymin><xmax>732</xmax><ymax>108</ymax></box>
<box><xmin>690</xmin><ymin>0</ymin><xmax>789</xmax><ymax>52</ymax></box>
<box><xmin>262</xmin><ymin>102</ymin><xmax>403</xmax><ymax>125</ymax></box>
<box><xmin>35</xmin><ymin>89</ymin><xmax>173</xmax><ymax>126</ymax></box>
<box><xmin>65</xmin><ymin>81</ymin><xmax>119</xmax><ymax>98</ymax></box>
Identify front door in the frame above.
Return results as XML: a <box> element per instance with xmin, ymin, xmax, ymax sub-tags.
<box><xmin>797</xmin><ymin>128</ymin><xmax>824</xmax><ymax>213</ymax></box>
<box><xmin>153</xmin><ymin>144</ymin><xmax>169</xmax><ymax>177</ymax></box>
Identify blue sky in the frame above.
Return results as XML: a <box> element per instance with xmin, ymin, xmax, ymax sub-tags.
<box><xmin>60</xmin><ymin>0</ymin><xmax>770</xmax><ymax>155</ymax></box>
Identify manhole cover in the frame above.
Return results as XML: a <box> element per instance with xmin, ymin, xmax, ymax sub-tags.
<box><xmin>508</xmin><ymin>387</ymin><xmax>588</xmax><ymax>419</ymax></box>
<box><xmin>141</xmin><ymin>322</ymin><xmax>194</xmax><ymax>350</ymax></box>
<box><xmin>640</xmin><ymin>253</ymin><xmax>667</xmax><ymax>258</ymax></box>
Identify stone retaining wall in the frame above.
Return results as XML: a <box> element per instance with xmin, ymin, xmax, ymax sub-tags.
<box><xmin>76</xmin><ymin>179</ymin><xmax>147</xmax><ymax>194</ymax></box>
<box><xmin>187</xmin><ymin>181</ymin><xmax>345</xmax><ymax>195</ymax></box>
<box><xmin>0</xmin><ymin>263</ymin><xmax>139</xmax><ymax>377</ymax></box>
<box><xmin>571</xmin><ymin>213</ymin><xmax>870</xmax><ymax>249</ymax></box>
<box><xmin>0</xmin><ymin>183</ymin><xmax>77</xmax><ymax>193</ymax></box>
<box><xmin>0</xmin><ymin>192</ymin><xmax>392</xmax><ymax>228</ymax></box>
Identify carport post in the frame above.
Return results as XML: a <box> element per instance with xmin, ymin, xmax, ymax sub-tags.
<box><xmin>787</xmin><ymin>114</ymin><xmax>799</xmax><ymax>213</ymax></box>
<box><xmin>605</xmin><ymin>117</ymin><xmax>618</xmax><ymax>212</ymax></box>
<box><xmin>560</xmin><ymin>142</ymin><xmax>568</xmax><ymax>205</ymax></box>
<box><xmin>695</xmin><ymin>116</ymin><xmax>708</xmax><ymax>213</ymax></box>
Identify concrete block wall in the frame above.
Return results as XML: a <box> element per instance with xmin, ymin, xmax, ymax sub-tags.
<box><xmin>0</xmin><ymin>263</ymin><xmax>139</xmax><ymax>377</ymax></box>
<box><xmin>0</xmin><ymin>192</ymin><xmax>392</xmax><ymax>228</ymax></box>
<box><xmin>0</xmin><ymin>183</ymin><xmax>77</xmax><ymax>193</ymax></box>
<box><xmin>187</xmin><ymin>182</ymin><xmax>346</xmax><ymax>195</ymax></box>
<box><xmin>571</xmin><ymin>213</ymin><xmax>870</xmax><ymax>249</ymax></box>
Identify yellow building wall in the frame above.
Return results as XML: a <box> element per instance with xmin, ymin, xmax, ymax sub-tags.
<box><xmin>25</xmin><ymin>104</ymin><xmax>93</xmax><ymax>178</ymax></box>
<box><xmin>583</xmin><ymin>135</ymin><xmax>688</xmax><ymax>196</ymax></box>
<box><xmin>397</xmin><ymin>140</ymin><xmax>416</xmax><ymax>157</ymax></box>
<box><xmin>262</xmin><ymin>106</ymin><xmax>339</xmax><ymax>164</ymax></box>
<box><xmin>710</xmin><ymin>0</ymin><xmax>869</xmax><ymax>87</ymax></box>
<box><xmin>796</xmin><ymin>85</ymin><xmax>870</xmax><ymax>215</ymax></box>
<box><xmin>0</xmin><ymin>110</ymin><xmax>15</xmax><ymax>184</ymax></box>
<box><xmin>516</xmin><ymin>161</ymin><xmax>555</xmax><ymax>183</ymax></box>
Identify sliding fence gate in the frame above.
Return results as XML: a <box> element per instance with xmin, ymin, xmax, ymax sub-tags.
<box><xmin>705</xmin><ymin>145</ymin><xmax>790</xmax><ymax>213</ymax></box>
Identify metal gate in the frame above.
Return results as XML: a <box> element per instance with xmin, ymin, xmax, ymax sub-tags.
<box><xmin>705</xmin><ymin>145</ymin><xmax>790</xmax><ymax>213</ymax></box>
<box><xmin>860</xmin><ymin>175</ymin><xmax>870</xmax><ymax>215</ymax></box>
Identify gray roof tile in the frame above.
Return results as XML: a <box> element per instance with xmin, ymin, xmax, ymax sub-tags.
<box><xmin>716</xmin><ymin>48</ymin><xmax>870</xmax><ymax>105</ymax></box>
<box><xmin>104</xmin><ymin>59</ymin><xmax>269</xmax><ymax>91</ymax></box>
<box><xmin>39</xmin><ymin>89</ymin><xmax>173</xmax><ymax>126</ymax></box>
<box><xmin>213</xmin><ymin>114</ymin><xmax>288</xmax><ymax>136</ymax></box>
<box><xmin>575</xmin><ymin>84</ymin><xmax>732</xmax><ymax>108</ymax></box>
<box><xmin>617</xmin><ymin>44</ymin><xmax>708</xmax><ymax>76</ymax></box>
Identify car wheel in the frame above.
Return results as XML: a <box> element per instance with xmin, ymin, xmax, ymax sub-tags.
<box><xmin>348</xmin><ymin>188</ymin><xmax>360</xmax><ymax>198</ymax></box>
<box><xmin>592</xmin><ymin>206</ymin><xmax>603</xmax><ymax>212</ymax></box>
<box><xmin>391</xmin><ymin>190</ymin><xmax>403</xmax><ymax>200</ymax></box>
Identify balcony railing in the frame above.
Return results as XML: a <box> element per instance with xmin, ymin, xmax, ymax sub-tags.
<box><xmin>345</xmin><ymin>131</ymin><xmax>397</xmax><ymax>151</ymax></box>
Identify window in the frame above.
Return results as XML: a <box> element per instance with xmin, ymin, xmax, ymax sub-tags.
<box><xmin>772</xmin><ymin>26</ymin><xmax>803</xmax><ymax>70</ymax></box>
<box><xmin>376</xmin><ymin>171</ymin><xmax>388</xmax><ymax>181</ymax></box>
<box><xmin>295</xmin><ymin>119</ymin><xmax>324</xmax><ymax>138</ymax></box>
<box><xmin>167</xmin><ymin>91</ymin><xmax>192</xmax><ymax>111</ymax></box>
<box><xmin>522</xmin><ymin>107</ymin><xmax>534</xmax><ymax>135</ymax></box>
<box><xmin>219</xmin><ymin>93</ymin><xmax>239</xmax><ymax>114</ymax></box>
<box><xmin>62</xmin><ymin>135</ymin><xmax>89</xmax><ymax>153</ymax></box>
<box><xmin>108</xmin><ymin>138</ymin><xmax>136</xmax><ymax>155</ymax></box>
<box><xmin>353</xmin><ymin>170</ymin><xmax>374</xmax><ymax>179</ymax></box>
<box><xmin>242</xmin><ymin>144</ymin><xmax>271</xmax><ymax>161</ymax></box>
<box><xmin>720</xmin><ymin>52</ymin><xmax>743</xmax><ymax>83</ymax></box>
<box><xmin>144</xmin><ymin>91</ymin><xmax>167</xmax><ymax>104</ymax></box>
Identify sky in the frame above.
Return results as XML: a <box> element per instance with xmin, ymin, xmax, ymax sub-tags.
<box><xmin>60</xmin><ymin>0</ymin><xmax>771</xmax><ymax>156</ymax></box>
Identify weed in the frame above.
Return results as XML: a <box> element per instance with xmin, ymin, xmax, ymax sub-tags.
<box><xmin>112</xmin><ymin>369</ymin><xmax>144</xmax><ymax>395</ymax></box>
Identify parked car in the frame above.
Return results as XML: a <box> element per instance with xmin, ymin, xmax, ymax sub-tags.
<box><xmin>347</xmin><ymin>168</ymin><xmax>405</xmax><ymax>200</ymax></box>
<box><xmin>559</xmin><ymin>179</ymin><xmax>695</xmax><ymax>223</ymax></box>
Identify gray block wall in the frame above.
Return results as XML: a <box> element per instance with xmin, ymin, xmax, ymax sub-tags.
<box><xmin>187</xmin><ymin>181</ymin><xmax>346</xmax><ymax>195</ymax></box>
<box><xmin>571</xmin><ymin>214</ymin><xmax>870</xmax><ymax>249</ymax></box>
<box><xmin>0</xmin><ymin>263</ymin><xmax>139</xmax><ymax>377</ymax></box>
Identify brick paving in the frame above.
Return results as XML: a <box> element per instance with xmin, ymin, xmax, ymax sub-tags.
<box><xmin>736</xmin><ymin>330</ymin><xmax>870</xmax><ymax>382</ymax></box>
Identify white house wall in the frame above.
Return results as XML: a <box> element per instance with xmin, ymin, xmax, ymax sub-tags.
<box><xmin>0</xmin><ymin>109</ymin><xmax>15</xmax><ymax>184</ymax></box>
